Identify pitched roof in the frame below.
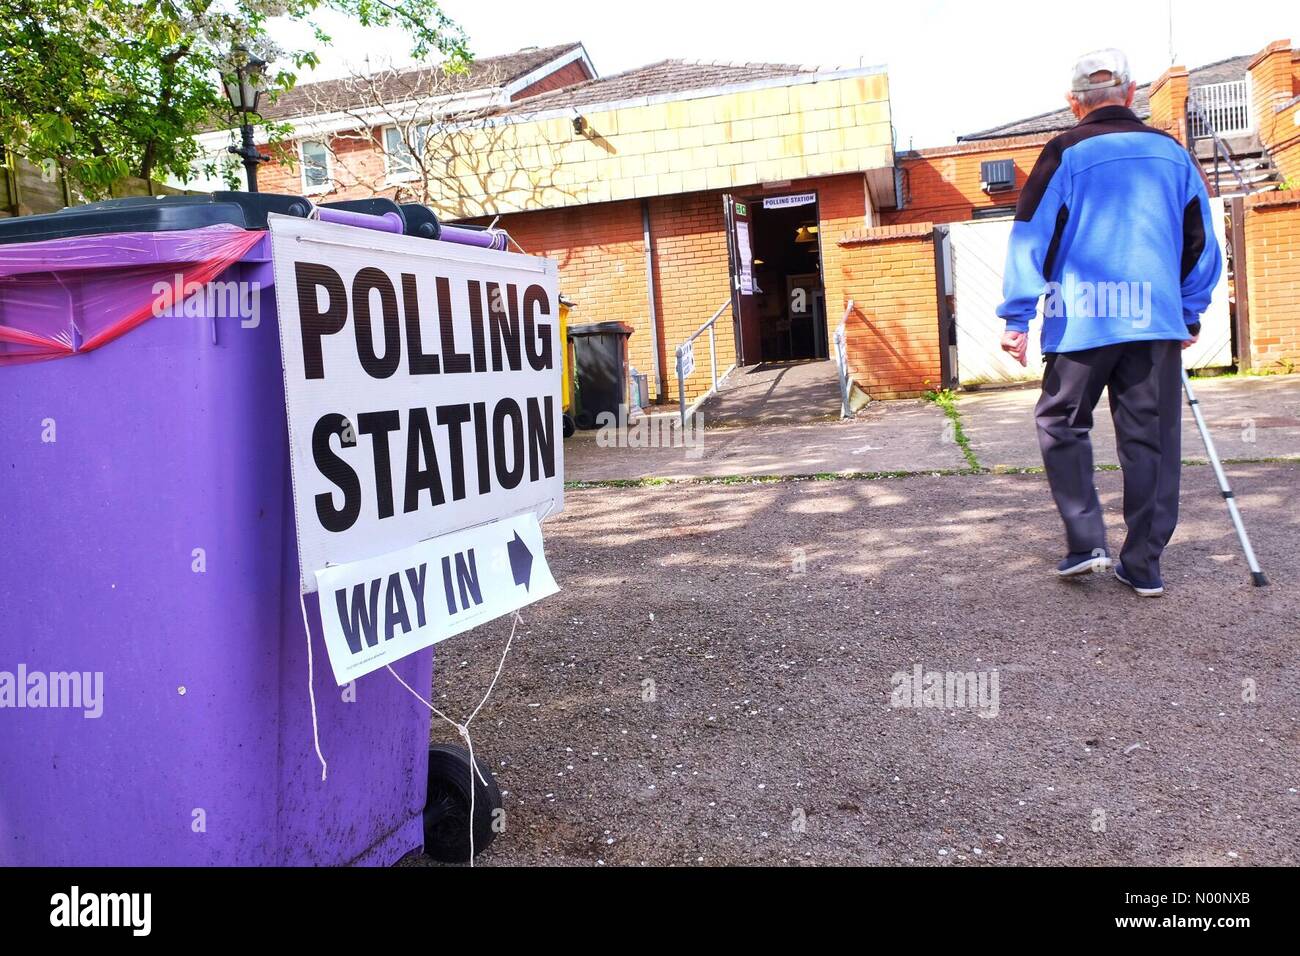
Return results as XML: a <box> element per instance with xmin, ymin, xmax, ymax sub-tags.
<box><xmin>958</xmin><ymin>53</ymin><xmax>1255</xmax><ymax>141</ymax></box>
<box><xmin>255</xmin><ymin>42</ymin><xmax>585</xmax><ymax>124</ymax></box>
<box><xmin>491</xmin><ymin>58</ymin><xmax>821</xmax><ymax>116</ymax></box>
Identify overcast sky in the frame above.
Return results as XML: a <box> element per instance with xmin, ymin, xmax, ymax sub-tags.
<box><xmin>274</xmin><ymin>0</ymin><xmax>1299</xmax><ymax>146</ymax></box>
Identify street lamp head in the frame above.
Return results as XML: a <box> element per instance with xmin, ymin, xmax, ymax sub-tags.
<box><xmin>225</xmin><ymin>45</ymin><xmax>271</xmax><ymax>192</ymax></box>
<box><xmin>224</xmin><ymin>46</ymin><xmax>268</xmax><ymax>115</ymax></box>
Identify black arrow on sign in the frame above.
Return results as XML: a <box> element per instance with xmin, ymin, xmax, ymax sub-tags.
<box><xmin>507</xmin><ymin>532</ymin><xmax>533</xmax><ymax>591</ymax></box>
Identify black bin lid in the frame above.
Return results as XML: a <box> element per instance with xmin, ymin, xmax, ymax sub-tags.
<box><xmin>568</xmin><ymin>321</ymin><xmax>634</xmax><ymax>338</ymax></box>
<box><xmin>0</xmin><ymin>191</ymin><xmax>314</xmax><ymax>245</ymax></box>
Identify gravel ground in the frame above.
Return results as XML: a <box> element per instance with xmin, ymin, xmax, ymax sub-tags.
<box><xmin>414</xmin><ymin>463</ymin><xmax>1300</xmax><ymax>866</ymax></box>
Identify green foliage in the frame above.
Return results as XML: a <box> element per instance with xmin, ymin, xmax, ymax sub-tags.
<box><xmin>923</xmin><ymin>387</ymin><xmax>983</xmax><ymax>472</ymax></box>
<box><xmin>0</xmin><ymin>0</ymin><xmax>468</xmax><ymax>195</ymax></box>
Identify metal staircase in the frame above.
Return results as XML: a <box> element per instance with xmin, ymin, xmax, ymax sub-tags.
<box><xmin>1185</xmin><ymin>80</ymin><xmax>1282</xmax><ymax>195</ymax></box>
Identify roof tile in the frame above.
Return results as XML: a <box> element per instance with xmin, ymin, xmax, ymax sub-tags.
<box><xmin>491</xmin><ymin>58</ymin><xmax>820</xmax><ymax>117</ymax></box>
<box><xmin>253</xmin><ymin>42</ymin><xmax>584</xmax><ymax>124</ymax></box>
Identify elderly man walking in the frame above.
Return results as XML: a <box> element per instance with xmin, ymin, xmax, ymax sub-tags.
<box><xmin>998</xmin><ymin>49</ymin><xmax>1222</xmax><ymax>597</ymax></box>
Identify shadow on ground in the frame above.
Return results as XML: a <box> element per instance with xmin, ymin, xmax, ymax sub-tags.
<box><xmin>415</xmin><ymin>462</ymin><xmax>1300</xmax><ymax>867</ymax></box>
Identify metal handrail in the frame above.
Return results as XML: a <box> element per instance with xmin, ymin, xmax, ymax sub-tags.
<box><xmin>674</xmin><ymin>297</ymin><xmax>733</xmax><ymax>428</ymax></box>
<box><xmin>833</xmin><ymin>300</ymin><xmax>855</xmax><ymax>419</ymax></box>
<box><xmin>1185</xmin><ymin>97</ymin><xmax>1250</xmax><ymax>196</ymax></box>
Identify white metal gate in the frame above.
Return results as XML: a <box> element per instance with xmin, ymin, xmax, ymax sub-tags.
<box><xmin>947</xmin><ymin>199</ymin><xmax>1232</xmax><ymax>387</ymax></box>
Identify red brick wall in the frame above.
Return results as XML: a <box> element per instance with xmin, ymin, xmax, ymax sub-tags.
<box><xmin>512</xmin><ymin>59</ymin><xmax>593</xmax><ymax>101</ymax></box>
<box><xmin>1249</xmin><ymin>39</ymin><xmax>1300</xmax><ymax>185</ymax></box>
<box><xmin>491</xmin><ymin>200</ymin><xmax>658</xmax><ymax>397</ymax></box>
<box><xmin>1244</xmin><ymin>189</ymin><xmax>1300</xmax><ymax>372</ymax></box>
<box><xmin>258</xmin><ymin>129</ymin><xmax>397</xmax><ymax>203</ymax></box>
<box><xmin>835</xmin><ymin>224</ymin><xmax>942</xmax><ymax>399</ymax></box>
<box><xmin>883</xmin><ymin>135</ymin><xmax>1051</xmax><ymax>225</ymax></box>
<box><xmin>258</xmin><ymin>143</ymin><xmax>306</xmax><ymax>196</ymax></box>
<box><xmin>644</xmin><ymin>191</ymin><xmax>735</xmax><ymax>401</ymax></box>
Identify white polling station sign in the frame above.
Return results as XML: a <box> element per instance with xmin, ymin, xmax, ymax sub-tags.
<box><xmin>314</xmin><ymin>510</ymin><xmax>558</xmax><ymax>684</ymax></box>
<box><xmin>269</xmin><ymin>214</ymin><xmax>564</xmax><ymax>600</ymax></box>
<box><xmin>762</xmin><ymin>192</ymin><xmax>815</xmax><ymax>209</ymax></box>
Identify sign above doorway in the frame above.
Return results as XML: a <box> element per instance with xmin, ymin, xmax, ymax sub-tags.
<box><xmin>763</xmin><ymin>193</ymin><xmax>816</xmax><ymax>210</ymax></box>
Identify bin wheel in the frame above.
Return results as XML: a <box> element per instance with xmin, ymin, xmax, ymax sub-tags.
<box><xmin>423</xmin><ymin>744</ymin><xmax>503</xmax><ymax>863</ymax></box>
<box><xmin>563</xmin><ymin>413</ymin><xmax>576</xmax><ymax>439</ymax></box>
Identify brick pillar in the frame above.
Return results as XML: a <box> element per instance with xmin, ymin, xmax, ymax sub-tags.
<box><xmin>1248</xmin><ymin>39</ymin><xmax>1297</xmax><ymax>151</ymax></box>
<box><xmin>1148</xmin><ymin>66</ymin><xmax>1190</xmax><ymax>144</ymax></box>
<box><xmin>835</xmin><ymin>224</ymin><xmax>942</xmax><ymax>399</ymax></box>
<box><xmin>1243</xmin><ymin>189</ymin><xmax>1300</xmax><ymax>372</ymax></box>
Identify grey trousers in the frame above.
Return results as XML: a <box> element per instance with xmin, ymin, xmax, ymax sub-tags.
<box><xmin>1035</xmin><ymin>340</ymin><xmax>1184</xmax><ymax>581</ymax></box>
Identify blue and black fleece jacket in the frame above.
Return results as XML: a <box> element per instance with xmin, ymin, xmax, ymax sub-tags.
<box><xmin>997</xmin><ymin>105</ymin><xmax>1222</xmax><ymax>354</ymax></box>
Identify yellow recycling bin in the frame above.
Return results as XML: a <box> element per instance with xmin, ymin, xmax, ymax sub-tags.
<box><xmin>559</xmin><ymin>294</ymin><xmax>576</xmax><ymax>437</ymax></box>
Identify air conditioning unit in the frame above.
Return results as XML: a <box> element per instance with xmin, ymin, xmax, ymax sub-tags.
<box><xmin>980</xmin><ymin>159</ymin><xmax>1016</xmax><ymax>193</ymax></box>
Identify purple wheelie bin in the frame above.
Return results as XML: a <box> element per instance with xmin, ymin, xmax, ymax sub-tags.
<box><xmin>0</xmin><ymin>194</ymin><xmax>486</xmax><ymax>866</ymax></box>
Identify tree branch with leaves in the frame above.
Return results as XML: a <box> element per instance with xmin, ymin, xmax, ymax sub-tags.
<box><xmin>0</xmin><ymin>0</ymin><xmax>469</xmax><ymax>195</ymax></box>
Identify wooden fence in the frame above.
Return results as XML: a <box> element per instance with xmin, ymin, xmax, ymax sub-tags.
<box><xmin>1</xmin><ymin>147</ymin><xmax>199</xmax><ymax>217</ymax></box>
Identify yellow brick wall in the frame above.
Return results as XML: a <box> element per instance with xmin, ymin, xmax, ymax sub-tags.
<box><xmin>422</xmin><ymin>72</ymin><xmax>891</xmax><ymax>218</ymax></box>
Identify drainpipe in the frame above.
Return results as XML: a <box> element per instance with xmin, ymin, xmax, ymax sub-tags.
<box><xmin>641</xmin><ymin>199</ymin><xmax>663</xmax><ymax>400</ymax></box>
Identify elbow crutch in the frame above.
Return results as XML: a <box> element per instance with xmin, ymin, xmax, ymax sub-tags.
<box><xmin>1181</xmin><ymin>368</ymin><xmax>1268</xmax><ymax>587</ymax></box>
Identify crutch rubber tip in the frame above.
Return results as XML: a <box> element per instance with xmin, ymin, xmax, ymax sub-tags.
<box><xmin>1251</xmin><ymin>571</ymin><xmax>1269</xmax><ymax>587</ymax></box>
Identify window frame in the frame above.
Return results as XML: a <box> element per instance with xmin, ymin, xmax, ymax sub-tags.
<box><xmin>382</xmin><ymin>123</ymin><xmax>430</xmax><ymax>183</ymax></box>
<box><xmin>299</xmin><ymin>139</ymin><xmax>333</xmax><ymax>194</ymax></box>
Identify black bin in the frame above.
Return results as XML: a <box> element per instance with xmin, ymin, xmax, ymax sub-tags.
<box><xmin>568</xmin><ymin>321</ymin><xmax>634</xmax><ymax>429</ymax></box>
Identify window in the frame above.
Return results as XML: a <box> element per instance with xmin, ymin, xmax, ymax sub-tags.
<box><xmin>383</xmin><ymin>124</ymin><xmax>431</xmax><ymax>180</ymax></box>
<box><xmin>300</xmin><ymin>140</ymin><xmax>331</xmax><ymax>193</ymax></box>
<box><xmin>972</xmin><ymin>204</ymin><xmax>1016</xmax><ymax>220</ymax></box>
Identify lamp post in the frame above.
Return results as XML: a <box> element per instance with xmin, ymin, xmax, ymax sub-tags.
<box><xmin>224</xmin><ymin>46</ymin><xmax>269</xmax><ymax>192</ymax></box>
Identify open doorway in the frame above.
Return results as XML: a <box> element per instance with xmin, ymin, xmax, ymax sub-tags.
<box><xmin>729</xmin><ymin>192</ymin><xmax>828</xmax><ymax>363</ymax></box>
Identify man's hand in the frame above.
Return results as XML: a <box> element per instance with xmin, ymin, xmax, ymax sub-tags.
<box><xmin>1001</xmin><ymin>330</ymin><xmax>1028</xmax><ymax>367</ymax></box>
<box><xmin>1182</xmin><ymin>333</ymin><xmax>1199</xmax><ymax>351</ymax></box>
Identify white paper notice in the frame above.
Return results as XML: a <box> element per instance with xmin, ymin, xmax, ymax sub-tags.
<box><xmin>736</xmin><ymin>221</ymin><xmax>754</xmax><ymax>295</ymax></box>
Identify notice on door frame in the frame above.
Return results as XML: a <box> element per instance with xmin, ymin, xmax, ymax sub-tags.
<box><xmin>736</xmin><ymin>221</ymin><xmax>754</xmax><ymax>295</ymax></box>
